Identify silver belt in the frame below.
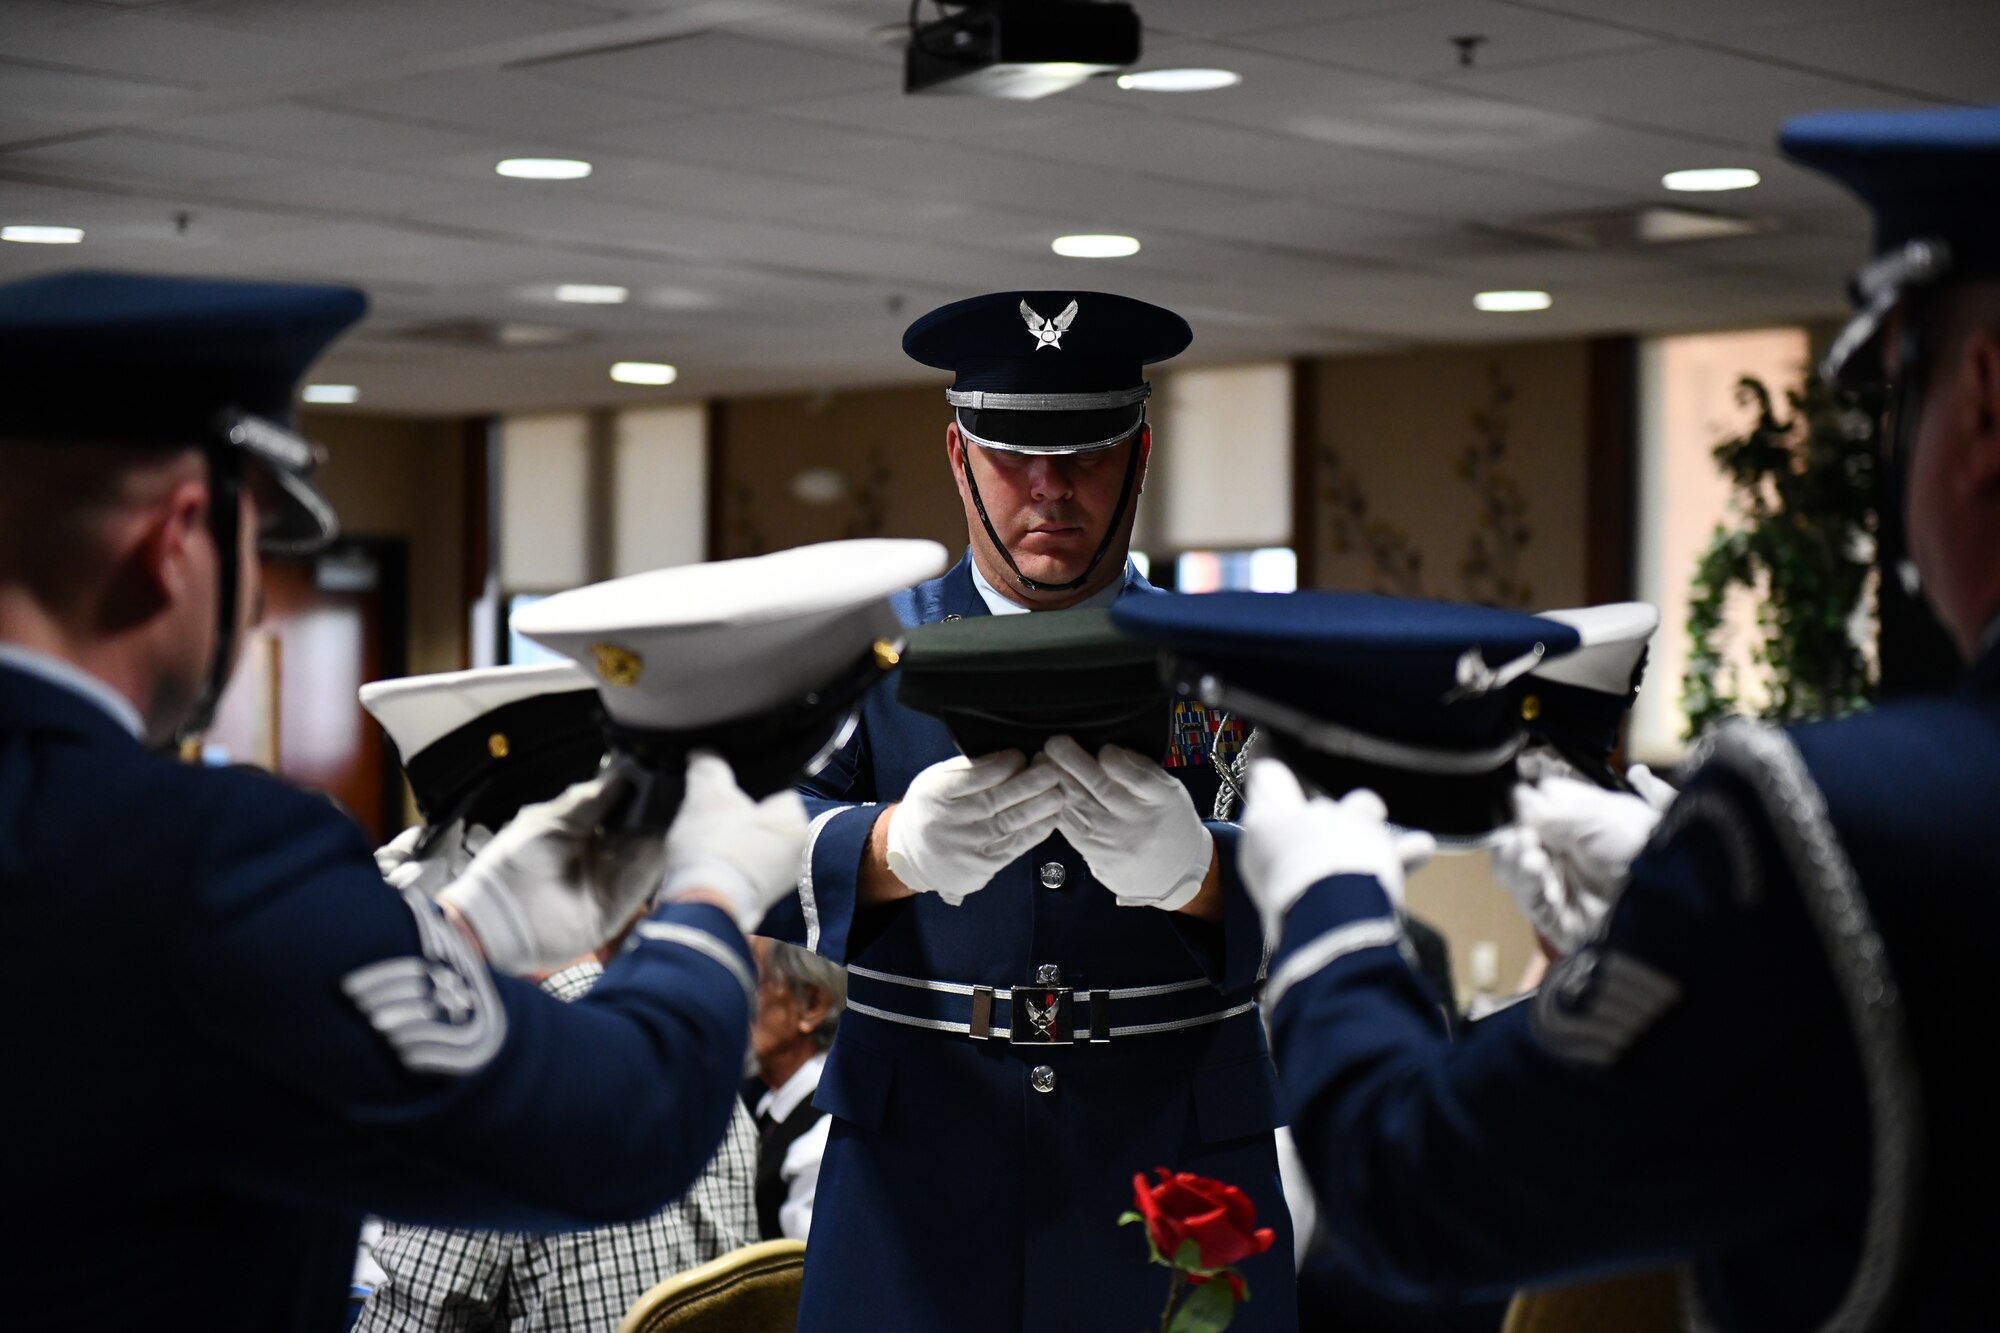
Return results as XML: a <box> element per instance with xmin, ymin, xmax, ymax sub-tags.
<box><xmin>843</xmin><ymin>963</ymin><xmax>1256</xmax><ymax>1046</ymax></box>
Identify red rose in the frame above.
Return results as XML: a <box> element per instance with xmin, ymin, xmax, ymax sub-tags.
<box><xmin>1131</xmin><ymin>1168</ymin><xmax>1277</xmax><ymax>1272</ymax></box>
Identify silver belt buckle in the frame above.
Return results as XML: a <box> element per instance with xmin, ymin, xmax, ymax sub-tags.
<box><xmin>1010</xmin><ymin>983</ymin><xmax>1073</xmax><ymax>1044</ymax></box>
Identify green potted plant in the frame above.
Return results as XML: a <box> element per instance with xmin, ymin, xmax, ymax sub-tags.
<box><xmin>1682</xmin><ymin>371</ymin><xmax>1882</xmax><ymax>739</ymax></box>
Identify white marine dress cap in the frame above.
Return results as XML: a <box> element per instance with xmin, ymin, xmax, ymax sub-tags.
<box><xmin>511</xmin><ymin>538</ymin><xmax>948</xmax><ymax>828</ymax></box>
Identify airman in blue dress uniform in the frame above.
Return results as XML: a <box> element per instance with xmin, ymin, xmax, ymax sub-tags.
<box><xmin>1128</xmin><ymin>106</ymin><xmax>2000</xmax><ymax>1331</ymax></box>
<box><xmin>782</xmin><ymin>292</ymin><xmax>1295</xmax><ymax>1331</ymax></box>
<box><xmin>0</xmin><ymin>273</ymin><xmax>830</xmax><ymax>1332</ymax></box>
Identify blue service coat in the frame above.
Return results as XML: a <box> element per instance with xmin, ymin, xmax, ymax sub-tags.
<box><xmin>0</xmin><ymin>662</ymin><xmax>757</xmax><ymax>1333</ymax></box>
<box><xmin>1264</xmin><ymin>642</ymin><xmax>2000</xmax><ymax>1330</ymax></box>
<box><xmin>782</xmin><ymin>553</ymin><xmax>1296</xmax><ymax>1333</ymax></box>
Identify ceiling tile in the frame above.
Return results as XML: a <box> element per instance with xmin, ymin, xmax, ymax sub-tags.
<box><xmin>534</xmin><ymin>31</ymin><xmax>885</xmax><ymax>108</ymax></box>
<box><xmin>315</xmin><ymin>68</ymin><xmax>683</xmax><ymax>134</ymax></box>
<box><xmin>227</xmin><ymin>165</ymin><xmax>515</xmax><ymax>216</ymax></box>
<box><xmin>162</xmin><ymin>102</ymin><xmax>492</xmax><ymax>165</ymax></box>
<box><xmin>0</xmin><ymin>10</ymin><xmax>361</xmax><ymax>86</ymax></box>
<box><xmin>1458</xmin><ymin>43</ymin><xmax>1937</xmax><ymax>147</ymax></box>
<box><xmin>171</xmin><ymin>0</ymin><xmax>595</xmax><ymax>52</ymax></box>
<box><xmin>1229</xmin><ymin>0</ymin><xmax>1657</xmax><ymax>77</ymax></box>
<box><xmin>1130</xmin><ymin>0</ymin><xmax>1446</xmax><ymax>40</ymax></box>
<box><xmin>0</xmin><ymin>131</ymin><xmax>308</xmax><ymax>187</ymax></box>
<box><xmin>1514</xmin><ymin>0</ymin><xmax>1974</xmax><ymax>42</ymax></box>
<box><xmin>1716</xmin><ymin>2</ymin><xmax>2000</xmax><ymax>103</ymax></box>
<box><xmin>0</xmin><ymin>60</ymin><xmax>190</xmax><ymax>136</ymax></box>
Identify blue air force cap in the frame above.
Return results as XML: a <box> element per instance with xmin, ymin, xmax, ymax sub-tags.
<box><xmin>0</xmin><ymin>270</ymin><xmax>367</xmax><ymax>550</ymax></box>
<box><xmin>1782</xmin><ymin>107</ymin><xmax>2000</xmax><ymax>382</ymax></box>
<box><xmin>1111</xmin><ymin>592</ymin><xmax>1582</xmax><ymax>839</ymax></box>
<box><xmin>903</xmin><ymin>290</ymin><xmax>1191</xmax><ymax>453</ymax></box>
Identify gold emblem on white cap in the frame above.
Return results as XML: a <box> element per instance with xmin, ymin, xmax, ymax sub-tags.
<box><xmin>590</xmin><ymin>642</ymin><xmax>643</xmax><ymax>687</ymax></box>
<box><xmin>872</xmin><ymin>638</ymin><xmax>901</xmax><ymax>670</ymax></box>
<box><xmin>487</xmin><ymin>732</ymin><xmax>510</xmax><ymax>759</ymax></box>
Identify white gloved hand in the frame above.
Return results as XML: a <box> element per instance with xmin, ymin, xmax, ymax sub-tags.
<box><xmin>437</xmin><ymin>762</ymin><xmax>663</xmax><ymax>976</ymax></box>
<box><xmin>1239</xmin><ymin>759</ymin><xmax>1435</xmax><ymax>943</ymax></box>
<box><xmin>658</xmin><ymin>752</ymin><xmax>809</xmax><ymax>933</ymax></box>
<box><xmin>374</xmin><ymin>824</ymin><xmax>428</xmax><ymax>887</ymax></box>
<box><xmin>373</xmin><ymin>822</ymin><xmax>479</xmax><ymax>897</ymax></box>
<box><xmin>1490</xmin><ymin>825</ymin><xmax>1609</xmax><ymax>955</ymax></box>
<box><xmin>1494</xmin><ymin>774</ymin><xmax>1666</xmax><ymax>953</ymax></box>
<box><xmin>1627</xmin><ymin>763</ymin><xmax>1679</xmax><ymax>813</ymax></box>
<box><xmin>1041</xmin><ymin>736</ymin><xmax>1213</xmax><ymax>912</ymax></box>
<box><xmin>885</xmin><ymin>749</ymin><xmax>1064</xmax><ymax>906</ymax></box>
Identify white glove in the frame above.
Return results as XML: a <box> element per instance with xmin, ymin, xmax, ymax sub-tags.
<box><xmin>1489</xmin><ymin>825</ymin><xmax>1609</xmax><ymax>955</ymax></box>
<box><xmin>658</xmin><ymin>752</ymin><xmax>809</xmax><ymax>933</ymax></box>
<box><xmin>1493</xmin><ymin>774</ymin><xmax>1665</xmax><ymax>953</ymax></box>
<box><xmin>1040</xmin><ymin>735</ymin><xmax>1213</xmax><ymax>912</ymax></box>
<box><xmin>373</xmin><ymin>822</ymin><xmax>481</xmax><ymax>897</ymax></box>
<box><xmin>437</xmin><ymin>762</ymin><xmax>663</xmax><ymax>976</ymax></box>
<box><xmin>374</xmin><ymin>824</ymin><xmax>429</xmax><ymax>888</ymax></box>
<box><xmin>1239</xmin><ymin>759</ymin><xmax>1435</xmax><ymax>943</ymax></box>
<box><xmin>885</xmin><ymin>749</ymin><xmax>1064</xmax><ymax>906</ymax></box>
<box><xmin>1627</xmin><ymin>763</ymin><xmax>1679</xmax><ymax>813</ymax></box>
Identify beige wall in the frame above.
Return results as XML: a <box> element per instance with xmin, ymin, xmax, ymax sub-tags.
<box><xmin>304</xmin><ymin>410</ymin><xmax>474</xmax><ymax>678</ymax></box>
<box><xmin>1305</xmin><ymin>339</ymin><xmax>1598</xmax><ymax>1002</ymax></box>
<box><xmin>1310</xmin><ymin>340</ymin><xmax>1592</xmax><ymax>611</ymax></box>
<box><xmin>712</xmin><ymin>384</ymin><xmax>969</xmax><ymax>559</ymax></box>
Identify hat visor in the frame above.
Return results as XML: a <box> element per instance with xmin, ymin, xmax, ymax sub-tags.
<box><xmin>957</xmin><ymin>404</ymin><xmax>1143</xmax><ymax>455</ymax></box>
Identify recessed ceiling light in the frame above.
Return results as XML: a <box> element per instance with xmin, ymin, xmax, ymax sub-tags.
<box><xmin>1052</xmin><ymin>234</ymin><xmax>1141</xmax><ymax>258</ymax></box>
<box><xmin>2</xmin><ymin>225</ymin><xmax>85</xmax><ymax>244</ymax></box>
<box><xmin>496</xmin><ymin>157</ymin><xmax>593</xmax><ymax>180</ymax></box>
<box><xmin>610</xmin><ymin>361</ymin><xmax>677</xmax><ymax>386</ymax></box>
<box><xmin>1474</xmin><ymin>290</ymin><xmax>1552</xmax><ymax>313</ymax></box>
<box><xmin>302</xmin><ymin>384</ymin><xmax>360</xmax><ymax>405</ymax></box>
<box><xmin>1116</xmin><ymin>68</ymin><xmax>1241</xmax><ymax>92</ymax></box>
<box><xmin>555</xmin><ymin>283</ymin><xmax>629</xmax><ymax>304</ymax></box>
<box><xmin>1662</xmin><ymin>167</ymin><xmax>1761</xmax><ymax>193</ymax></box>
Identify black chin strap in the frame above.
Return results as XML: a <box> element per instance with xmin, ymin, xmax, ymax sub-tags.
<box><xmin>959</xmin><ymin>431</ymin><xmax>1143</xmax><ymax>594</ymax></box>
<box><xmin>173</xmin><ymin>451</ymin><xmax>244</xmax><ymax>752</ymax></box>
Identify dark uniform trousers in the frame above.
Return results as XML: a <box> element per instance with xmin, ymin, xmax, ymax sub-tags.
<box><xmin>0</xmin><ymin>663</ymin><xmax>758</xmax><ymax>1333</ymax></box>
<box><xmin>1264</xmin><ymin>642</ymin><xmax>2000</xmax><ymax>1330</ymax></box>
<box><xmin>767</xmin><ymin>553</ymin><xmax>1296</xmax><ymax>1333</ymax></box>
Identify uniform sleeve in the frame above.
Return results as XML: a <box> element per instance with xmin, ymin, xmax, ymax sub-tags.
<box><xmin>779</xmin><ymin>696</ymin><xmax>883</xmax><ymax>961</ymax></box>
<box><xmin>175</xmin><ymin>771</ymin><xmax>757</xmax><ymax>1232</ymax></box>
<box><xmin>1266</xmin><ymin>771</ymin><xmax>1864</xmax><ymax>1303</ymax></box>
<box><xmin>1202</xmin><ymin>819</ymin><xmax>1267</xmax><ymax>991</ymax></box>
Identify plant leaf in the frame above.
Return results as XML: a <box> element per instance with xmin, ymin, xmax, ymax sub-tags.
<box><xmin>1166</xmin><ymin>1276</ymin><xmax>1237</xmax><ymax>1333</ymax></box>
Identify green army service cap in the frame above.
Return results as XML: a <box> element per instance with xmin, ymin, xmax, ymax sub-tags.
<box><xmin>896</xmin><ymin>608</ymin><xmax>1170</xmax><ymax>761</ymax></box>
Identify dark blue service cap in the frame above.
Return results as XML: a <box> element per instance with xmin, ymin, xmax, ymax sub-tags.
<box><xmin>1111</xmin><ymin>591</ymin><xmax>1583</xmax><ymax>838</ymax></box>
<box><xmin>0</xmin><ymin>270</ymin><xmax>367</xmax><ymax>549</ymax></box>
<box><xmin>903</xmin><ymin>290</ymin><xmax>1191</xmax><ymax>453</ymax></box>
<box><xmin>1782</xmin><ymin>106</ymin><xmax>2000</xmax><ymax>381</ymax></box>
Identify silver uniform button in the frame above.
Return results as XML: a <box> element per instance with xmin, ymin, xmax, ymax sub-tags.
<box><xmin>1035</xmin><ymin>963</ymin><xmax>1061</xmax><ymax>986</ymax></box>
<box><xmin>1031</xmin><ymin>1065</ymin><xmax>1057</xmax><ymax>1094</ymax></box>
<box><xmin>1038</xmin><ymin>861</ymin><xmax>1067</xmax><ymax>889</ymax></box>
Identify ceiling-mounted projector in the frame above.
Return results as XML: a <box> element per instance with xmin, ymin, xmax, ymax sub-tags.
<box><xmin>905</xmin><ymin>0</ymin><xmax>1141</xmax><ymax>100</ymax></box>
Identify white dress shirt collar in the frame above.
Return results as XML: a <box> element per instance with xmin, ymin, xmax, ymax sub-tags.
<box><xmin>0</xmin><ymin>641</ymin><xmax>144</xmax><ymax>739</ymax></box>
<box><xmin>756</xmin><ymin>1049</ymin><xmax>827</xmax><ymax>1125</ymax></box>
<box><xmin>970</xmin><ymin>556</ymin><xmax>1132</xmax><ymax>617</ymax></box>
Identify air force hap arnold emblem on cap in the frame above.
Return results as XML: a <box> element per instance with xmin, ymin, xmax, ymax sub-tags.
<box><xmin>1021</xmin><ymin>298</ymin><xmax>1078</xmax><ymax>350</ymax></box>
